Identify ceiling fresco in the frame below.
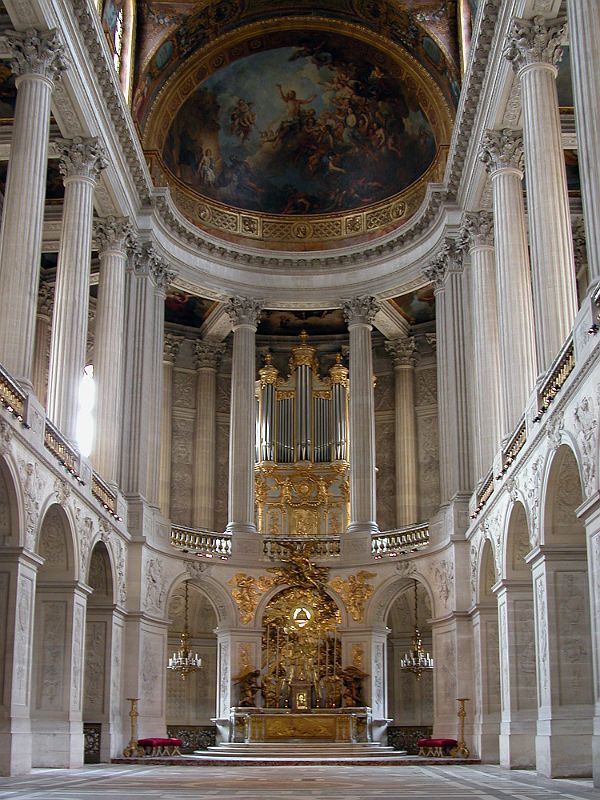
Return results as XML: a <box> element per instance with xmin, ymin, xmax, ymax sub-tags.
<box><xmin>162</xmin><ymin>31</ymin><xmax>438</xmax><ymax>216</ymax></box>
<box><xmin>258</xmin><ymin>309</ymin><xmax>347</xmax><ymax>337</ymax></box>
<box><xmin>164</xmin><ymin>290</ymin><xmax>217</xmax><ymax>328</ymax></box>
<box><xmin>390</xmin><ymin>286</ymin><xmax>435</xmax><ymax>324</ymax></box>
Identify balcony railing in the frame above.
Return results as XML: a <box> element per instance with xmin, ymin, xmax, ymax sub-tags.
<box><xmin>44</xmin><ymin>420</ymin><xmax>84</xmax><ymax>484</ymax></box>
<box><xmin>471</xmin><ymin>468</ymin><xmax>494</xmax><ymax>518</ymax></box>
<box><xmin>496</xmin><ymin>415</ymin><xmax>527</xmax><ymax>479</ymax></box>
<box><xmin>171</xmin><ymin>525</ymin><xmax>232</xmax><ymax>559</ymax></box>
<box><xmin>0</xmin><ymin>363</ymin><xmax>26</xmax><ymax>423</ymax></box>
<box><xmin>263</xmin><ymin>536</ymin><xmax>341</xmax><ymax>560</ymax></box>
<box><xmin>91</xmin><ymin>472</ymin><xmax>120</xmax><ymax>519</ymax></box>
<box><xmin>372</xmin><ymin>523</ymin><xmax>429</xmax><ymax>558</ymax></box>
<box><xmin>533</xmin><ymin>336</ymin><xmax>575</xmax><ymax>422</ymax></box>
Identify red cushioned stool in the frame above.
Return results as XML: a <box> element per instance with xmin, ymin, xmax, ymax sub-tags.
<box><xmin>417</xmin><ymin>737</ymin><xmax>457</xmax><ymax>757</ymax></box>
<box><xmin>137</xmin><ymin>737</ymin><xmax>183</xmax><ymax>756</ymax></box>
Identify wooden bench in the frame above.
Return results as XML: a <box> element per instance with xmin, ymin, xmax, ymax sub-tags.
<box><xmin>417</xmin><ymin>737</ymin><xmax>458</xmax><ymax>757</ymax></box>
<box><xmin>137</xmin><ymin>737</ymin><xmax>183</xmax><ymax>757</ymax></box>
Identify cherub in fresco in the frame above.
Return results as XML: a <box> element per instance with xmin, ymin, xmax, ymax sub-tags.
<box><xmin>230</xmin><ymin>97</ymin><xmax>256</xmax><ymax>141</ymax></box>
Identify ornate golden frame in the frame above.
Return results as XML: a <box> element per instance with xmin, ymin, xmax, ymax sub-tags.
<box><xmin>143</xmin><ymin>17</ymin><xmax>454</xmax><ymax>249</ymax></box>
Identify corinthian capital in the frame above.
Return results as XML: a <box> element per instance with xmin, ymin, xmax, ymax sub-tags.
<box><xmin>385</xmin><ymin>337</ymin><xmax>416</xmax><ymax>367</ymax></box>
<box><xmin>164</xmin><ymin>333</ymin><xmax>183</xmax><ymax>363</ymax></box>
<box><xmin>341</xmin><ymin>296</ymin><xmax>380</xmax><ymax>327</ymax></box>
<box><xmin>0</xmin><ymin>28</ymin><xmax>69</xmax><ymax>81</ymax></box>
<box><xmin>56</xmin><ymin>136</ymin><xmax>108</xmax><ymax>182</ymax></box>
<box><xmin>37</xmin><ymin>281</ymin><xmax>54</xmax><ymax>317</ymax></box>
<box><xmin>504</xmin><ymin>15</ymin><xmax>567</xmax><ymax>72</ymax></box>
<box><xmin>133</xmin><ymin>242</ymin><xmax>177</xmax><ymax>291</ymax></box>
<box><xmin>224</xmin><ymin>297</ymin><xmax>263</xmax><ymax>329</ymax></box>
<box><xmin>423</xmin><ymin>237</ymin><xmax>462</xmax><ymax>289</ymax></box>
<box><xmin>461</xmin><ymin>211</ymin><xmax>495</xmax><ymax>250</ymax></box>
<box><xmin>193</xmin><ymin>339</ymin><xmax>225</xmax><ymax>370</ymax></box>
<box><xmin>94</xmin><ymin>215</ymin><xmax>133</xmax><ymax>254</ymax></box>
<box><xmin>479</xmin><ymin>128</ymin><xmax>524</xmax><ymax>174</ymax></box>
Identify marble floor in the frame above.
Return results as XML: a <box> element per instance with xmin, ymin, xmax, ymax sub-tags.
<box><xmin>0</xmin><ymin>764</ymin><xmax>596</xmax><ymax>800</ymax></box>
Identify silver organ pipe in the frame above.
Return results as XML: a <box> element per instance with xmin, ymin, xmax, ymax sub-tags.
<box><xmin>329</xmin><ymin>352</ymin><xmax>349</xmax><ymax>462</ymax></box>
<box><xmin>258</xmin><ymin>353</ymin><xmax>279</xmax><ymax>462</ymax></box>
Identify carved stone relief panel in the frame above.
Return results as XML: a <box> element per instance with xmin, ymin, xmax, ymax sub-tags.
<box><xmin>144</xmin><ymin>558</ymin><xmax>166</xmax><ymax>614</ymax></box>
<box><xmin>173</xmin><ymin>370</ymin><xmax>196</xmax><ymax>409</ymax></box>
<box><xmin>215</xmin><ymin>420</ymin><xmax>230</xmax><ymax>532</ymax></box>
<box><xmin>485</xmin><ymin>618</ymin><xmax>501</xmax><ymax>713</ymax></box>
<box><xmin>219</xmin><ymin>639</ymin><xmax>230</xmax><ymax>716</ymax></box>
<box><xmin>417</xmin><ymin>413</ymin><xmax>440</xmax><ymax>519</ymax></box>
<box><xmin>37</xmin><ymin>600</ymin><xmax>66</xmax><ymax>711</ymax></box>
<box><xmin>514</xmin><ymin>598</ymin><xmax>536</xmax><ymax>710</ymax></box>
<box><xmin>375</xmin><ymin>420</ymin><xmax>395</xmax><ymax>531</ymax></box>
<box><xmin>414</xmin><ymin>367</ymin><xmax>437</xmax><ymax>407</ymax></box>
<box><xmin>170</xmin><ymin>415</ymin><xmax>195</xmax><ymax>526</ymax></box>
<box><xmin>434</xmin><ymin>630</ymin><xmax>456</xmax><ymax>717</ymax></box>
<box><xmin>534</xmin><ymin>576</ymin><xmax>549</xmax><ymax>704</ymax></box>
<box><xmin>556</xmin><ymin>570</ymin><xmax>593</xmax><ymax>707</ymax></box>
<box><xmin>111</xmin><ymin>623</ymin><xmax>123</xmax><ymax>718</ymax></box>
<box><xmin>216</xmin><ymin>372</ymin><xmax>232</xmax><ymax>413</ymax></box>
<box><xmin>141</xmin><ymin>631</ymin><xmax>164</xmax><ymax>715</ymax></box>
<box><xmin>15</xmin><ymin>574</ymin><xmax>33</xmax><ymax>704</ymax></box>
<box><xmin>0</xmin><ymin>573</ymin><xmax>8</xmax><ymax>695</ymax></box>
<box><xmin>498</xmin><ymin>601</ymin><xmax>509</xmax><ymax>713</ymax></box>
<box><xmin>374</xmin><ymin>373</ymin><xmax>394</xmax><ymax>412</ymax></box>
<box><xmin>71</xmin><ymin>602</ymin><xmax>85</xmax><ymax>712</ymax></box>
<box><xmin>84</xmin><ymin>620</ymin><xmax>106</xmax><ymax>717</ymax></box>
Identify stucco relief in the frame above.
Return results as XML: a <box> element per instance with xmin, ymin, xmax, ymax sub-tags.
<box><xmin>215</xmin><ymin>420</ymin><xmax>230</xmax><ymax>531</ymax></box>
<box><xmin>39</xmin><ymin>514</ymin><xmax>66</xmax><ymax>566</ymax></box>
<box><xmin>486</xmin><ymin>618</ymin><xmax>501</xmax><ymax>712</ymax></box>
<box><xmin>417</xmin><ymin>414</ymin><xmax>440</xmax><ymax>519</ymax></box>
<box><xmin>375</xmin><ymin>420</ymin><xmax>395</xmax><ymax>532</ymax></box>
<box><xmin>79</xmin><ymin>516</ymin><xmax>95</xmax><ymax>576</ymax></box>
<box><xmin>573</xmin><ymin>396</ymin><xmax>597</xmax><ymax>496</ymax></box>
<box><xmin>173</xmin><ymin>370</ymin><xmax>195</xmax><ymax>408</ymax></box>
<box><xmin>54</xmin><ymin>476</ymin><xmax>72</xmax><ymax>507</ymax></box>
<box><xmin>141</xmin><ymin>635</ymin><xmax>161</xmax><ymax>710</ymax></box>
<box><xmin>373</xmin><ymin>642</ymin><xmax>384</xmax><ymax>711</ymax></box>
<box><xmin>374</xmin><ymin>374</ymin><xmax>394</xmax><ymax>412</ymax></box>
<box><xmin>557</xmin><ymin>571</ymin><xmax>591</xmax><ymax>706</ymax></box>
<box><xmin>111</xmin><ymin>624</ymin><xmax>122</xmax><ymax>717</ymax></box>
<box><xmin>546</xmin><ymin>411</ymin><xmax>564</xmax><ymax>453</ymax></box>
<box><xmin>84</xmin><ymin>620</ymin><xmax>106</xmax><ymax>715</ymax></box>
<box><xmin>498</xmin><ymin>602</ymin><xmax>509</xmax><ymax>712</ymax></box>
<box><xmin>431</xmin><ymin>559</ymin><xmax>453</xmax><ymax>611</ymax></box>
<box><xmin>71</xmin><ymin>603</ymin><xmax>85</xmax><ymax>710</ymax></box>
<box><xmin>520</xmin><ymin>455</ymin><xmax>543</xmax><ymax>547</ymax></box>
<box><xmin>145</xmin><ymin>558</ymin><xmax>166</xmax><ymax>614</ymax></box>
<box><xmin>514</xmin><ymin>599</ymin><xmax>536</xmax><ymax>710</ymax></box>
<box><xmin>38</xmin><ymin>601</ymin><xmax>66</xmax><ymax>710</ymax></box>
<box><xmin>110</xmin><ymin>535</ymin><xmax>127</xmax><ymax>605</ymax></box>
<box><xmin>171</xmin><ymin>415</ymin><xmax>195</xmax><ymax>526</ymax></box>
<box><xmin>216</xmin><ymin>373</ymin><xmax>232</xmax><ymax>411</ymax></box>
<box><xmin>219</xmin><ymin>640</ymin><xmax>230</xmax><ymax>713</ymax></box>
<box><xmin>414</xmin><ymin>368</ymin><xmax>437</xmax><ymax>406</ymax></box>
<box><xmin>19</xmin><ymin>459</ymin><xmax>43</xmax><ymax>549</ymax></box>
<box><xmin>535</xmin><ymin>578</ymin><xmax>549</xmax><ymax>699</ymax></box>
<box><xmin>0</xmin><ymin>418</ymin><xmax>13</xmax><ymax>454</ymax></box>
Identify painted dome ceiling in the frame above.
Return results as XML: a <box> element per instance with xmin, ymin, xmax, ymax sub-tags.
<box><xmin>136</xmin><ymin>1</ymin><xmax>463</xmax><ymax>250</ymax></box>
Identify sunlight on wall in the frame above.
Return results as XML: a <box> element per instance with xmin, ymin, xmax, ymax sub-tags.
<box><xmin>76</xmin><ymin>365</ymin><xmax>95</xmax><ymax>457</ymax></box>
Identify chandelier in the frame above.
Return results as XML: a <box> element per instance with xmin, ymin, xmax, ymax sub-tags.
<box><xmin>167</xmin><ymin>581</ymin><xmax>202</xmax><ymax>679</ymax></box>
<box><xmin>400</xmin><ymin>580</ymin><xmax>433</xmax><ymax>680</ymax></box>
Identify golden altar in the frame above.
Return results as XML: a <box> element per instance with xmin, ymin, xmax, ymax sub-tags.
<box><xmin>229</xmin><ymin>707</ymin><xmax>372</xmax><ymax>743</ymax></box>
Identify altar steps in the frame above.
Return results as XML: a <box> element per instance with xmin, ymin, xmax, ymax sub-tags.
<box><xmin>114</xmin><ymin>741</ymin><xmax>480</xmax><ymax>766</ymax></box>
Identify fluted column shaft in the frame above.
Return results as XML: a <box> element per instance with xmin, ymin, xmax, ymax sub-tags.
<box><xmin>462</xmin><ymin>212</ymin><xmax>503</xmax><ymax>479</ymax></box>
<box><xmin>225</xmin><ymin>298</ymin><xmax>262</xmax><ymax>534</ymax></box>
<box><xmin>505</xmin><ymin>16</ymin><xmax>576</xmax><ymax>372</ymax></box>
<box><xmin>159</xmin><ymin>334</ymin><xmax>182</xmax><ymax>517</ymax></box>
<box><xmin>480</xmin><ymin>129</ymin><xmax>537</xmax><ymax>435</ymax></box>
<box><xmin>92</xmin><ymin>217</ymin><xmax>130</xmax><ymax>483</ymax></box>
<box><xmin>0</xmin><ymin>30</ymin><xmax>66</xmax><ymax>388</ymax></box>
<box><xmin>567</xmin><ymin>1</ymin><xmax>600</xmax><ymax>287</ymax></box>
<box><xmin>120</xmin><ymin>245</ymin><xmax>175</xmax><ymax>505</ymax></box>
<box><xmin>424</xmin><ymin>240</ymin><xmax>471</xmax><ymax>503</ymax></box>
<box><xmin>385</xmin><ymin>338</ymin><xmax>418</xmax><ymax>527</ymax></box>
<box><xmin>192</xmin><ymin>341</ymin><xmax>224</xmax><ymax>529</ymax></box>
<box><xmin>342</xmin><ymin>297</ymin><xmax>379</xmax><ymax>534</ymax></box>
<box><xmin>47</xmin><ymin>138</ymin><xmax>107</xmax><ymax>442</ymax></box>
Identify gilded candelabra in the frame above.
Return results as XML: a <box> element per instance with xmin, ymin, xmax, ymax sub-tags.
<box><xmin>451</xmin><ymin>698</ymin><xmax>470</xmax><ymax>758</ymax></box>
<box><xmin>122</xmin><ymin>697</ymin><xmax>144</xmax><ymax>757</ymax></box>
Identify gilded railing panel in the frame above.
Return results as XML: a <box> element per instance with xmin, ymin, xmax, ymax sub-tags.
<box><xmin>371</xmin><ymin>523</ymin><xmax>429</xmax><ymax>558</ymax></box>
<box><xmin>263</xmin><ymin>536</ymin><xmax>341</xmax><ymax>560</ymax></box>
<box><xmin>44</xmin><ymin>420</ymin><xmax>84</xmax><ymax>484</ymax></box>
<box><xmin>0</xmin><ymin>363</ymin><xmax>26</xmax><ymax>422</ymax></box>
<box><xmin>533</xmin><ymin>337</ymin><xmax>575</xmax><ymax>422</ymax></box>
<box><xmin>171</xmin><ymin>525</ymin><xmax>232</xmax><ymax>558</ymax></box>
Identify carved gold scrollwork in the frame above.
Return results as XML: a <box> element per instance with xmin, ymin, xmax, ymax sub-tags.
<box><xmin>329</xmin><ymin>571</ymin><xmax>377</xmax><ymax>623</ymax></box>
<box><xmin>228</xmin><ymin>573</ymin><xmax>275</xmax><ymax>625</ymax></box>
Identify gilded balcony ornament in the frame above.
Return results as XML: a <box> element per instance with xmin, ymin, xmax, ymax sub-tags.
<box><xmin>228</xmin><ymin>573</ymin><xmax>275</xmax><ymax>625</ymax></box>
<box><xmin>259</xmin><ymin>352</ymin><xmax>279</xmax><ymax>387</ymax></box>
<box><xmin>329</xmin><ymin>352</ymin><xmax>349</xmax><ymax>387</ymax></box>
<box><xmin>329</xmin><ymin>571</ymin><xmax>376</xmax><ymax>623</ymax></box>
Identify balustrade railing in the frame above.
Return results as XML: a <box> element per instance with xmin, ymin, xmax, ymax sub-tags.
<box><xmin>263</xmin><ymin>536</ymin><xmax>341</xmax><ymax>560</ymax></box>
<box><xmin>472</xmin><ymin>469</ymin><xmax>494</xmax><ymax>518</ymax></box>
<box><xmin>91</xmin><ymin>472</ymin><xmax>120</xmax><ymax>519</ymax></box>
<box><xmin>44</xmin><ymin>419</ymin><xmax>84</xmax><ymax>484</ymax></box>
<box><xmin>171</xmin><ymin>525</ymin><xmax>232</xmax><ymax>559</ymax></box>
<box><xmin>0</xmin><ymin>363</ymin><xmax>26</xmax><ymax>423</ymax></box>
<box><xmin>371</xmin><ymin>523</ymin><xmax>429</xmax><ymax>558</ymax></box>
<box><xmin>497</xmin><ymin>415</ymin><xmax>527</xmax><ymax>479</ymax></box>
<box><xmin>533</xmin><ymin>336</ymin><xmax>575</xmax><ymax>422</ymax></box>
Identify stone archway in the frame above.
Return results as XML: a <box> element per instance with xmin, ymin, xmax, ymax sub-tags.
<box><xmin>165</xmin><ymin>581</ymin><xmax>218</xmax><ymax>752</ymax></box>
<box><xmin>385</xmin><ymin>580</ymin><xmax>433</xmax><ymax>752</ymax></box>
<box><xmin>497</xmin><ymin>500</ymin><xmax>538</xmax><ymax>769</ymax></box>
<box><xmin>533</xmin><ymin>445</ymin><xmax>593</xmax><ymax>777</ymax></box>
<box><xmin>31</xmin><ymin>504</ymin><xmax>85</xmax><ymax>768</ymax></box>
<box><xmin>83</xmin><ymin>540</ymin><xmax>122</xmax><ymax>762</ymax></box>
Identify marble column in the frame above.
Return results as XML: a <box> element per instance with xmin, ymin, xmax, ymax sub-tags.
<box><xmin>0</xmin><ymin>29</ymin><xmax>67</xmax><ymax>388</ymax></box>
<box><xmin>31</xmin><ymin>282</ymin><xmax>53</xmax><ymax>408</ymax></box>
<box><xmin>528</xmin><ymin>547</ymin><xmax>593</xmax><ymax>778</ymax></box>
<box><xmin>47</xmin><ymin>137</ymin><xmax>107</xmax><ymax>443</ymax></box>
<box><xmin>480</xmin><ymin>129</ymin><xmax>536</xmax><ymax>436</ymax></box>
<box><xmin>224</xmin><ymin>297</ymin><xmax>262</xmax><ymax>535</ymax></box>
<box><xmin>505</xmin><ymin>16</ymin><xmax>576</xmax><ymax>373</ymax></box>
<box><xmin>192</xmin><ymin>340</ymin><xmax>225</xmax><ymax>530</ymax></box>
<box><xmin>120</xmin><ymin>243</ymin><xmax>175</xmax><ymax>508</ymax></box>
<box><xmin>461</xmin><ymin>212</ymin><xmax>502</xmax><ymax>480</ymax></box>
<box><xmin>0</xmin><ymin>549</ymin><xmax>41</xmax><ymax>776</ymax></box>
<box><xmin>423</xmin><ymin>239</ymin><xmax>471</xmax><ymax>504</ymax></box>
<box><xmin>567</xmin><ymin>1</ymin><xmax>600</xmax><ymax>288</ymax></box>
<box><xmin>342</xmin><ymin>297</ymin><xmax>379</xmax><ymax>534</ymax></box>
<box><xmin>384</xmin><ymin>337</ymin><xmax>418</xmax><ymax>527</ymax></box>
<box><xmin>92</xmin><ymin>216</ymin><xmax>132</xmax><ymax>483</ymax></box>
<box><xmin>158</xmin><ymin>333</ymin><xmax>182</xmax><ymax>518</ymax></box>
<box><xmin>495</xmin><ymin>580</ymin><xmax>538</xmax><ymax>769</ymax></box>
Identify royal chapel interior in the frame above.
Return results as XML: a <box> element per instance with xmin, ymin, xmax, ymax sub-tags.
<box><xmin>0</xmin><ymin>0</ymin><xmax>599</xmax><ymax>789</ymax></box>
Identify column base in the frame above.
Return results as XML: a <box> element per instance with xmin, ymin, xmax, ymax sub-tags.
<box><xmin>340</xmin><ymin>529</ymin><xmax>373</xmax><ymax>563</ymax></box>
<box><xmin>473</xmin><ymin>722</ymin><xmax>500</xmax><ymax>763</ymax></box>
<box><xmin>535</xmin><ymin>716</ymin><xmax>593</xmax><ymax>778</ymax></box>
<box><xmin>499</xmin><ymin>720</ymin><xmax>536</xmax><ymax>769</ymax></box>
<box><xmin>0</xmin><ymin>720</ymin><xmax>32</xmax><ymax>776</ymax></box>
<box><xmin>31</xmin><ymin>721</ymin><xmax>84</xmax><ymax>769</ymax></box>
<box><xmin>229</xmin><ymin>529</ymin><xmax>263</xmax><ymax>562</ymax></box>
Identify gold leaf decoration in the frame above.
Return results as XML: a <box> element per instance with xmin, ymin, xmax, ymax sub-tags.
<box><xmin>329</xmin><ymin>571</ymin><xmax>377</xmax><ymax>623</ymax></box>
<box><xmin>228</xmin><ymin>573</ymin><xmax>275</xmax><ymax>625</ymax></box>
